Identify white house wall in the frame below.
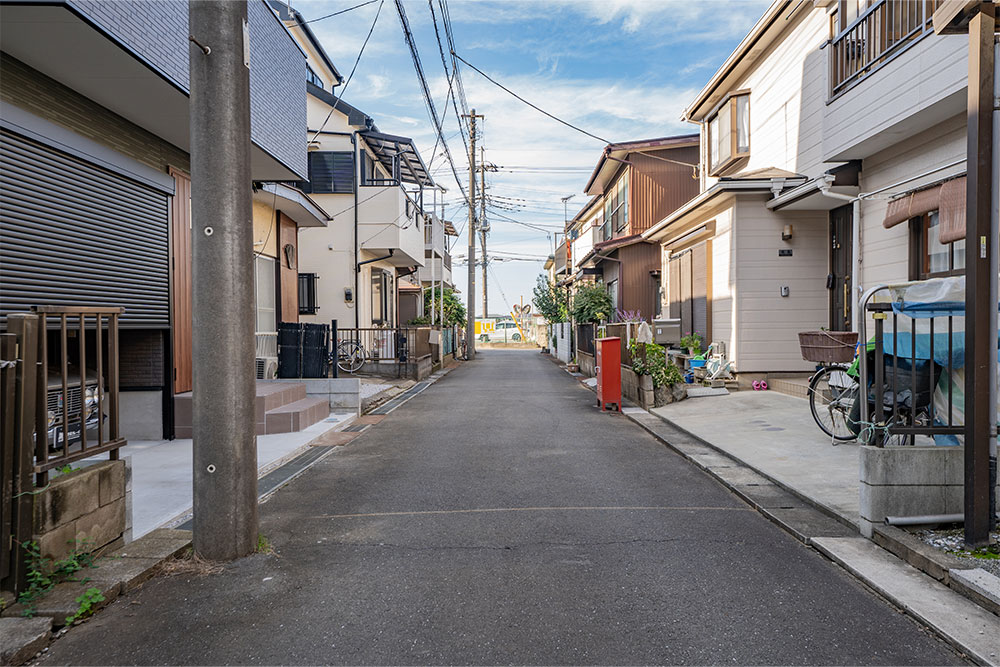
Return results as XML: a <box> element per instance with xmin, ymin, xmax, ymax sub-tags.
<box><xmin>823</xmin><ymin>32</ymin><xmax>967</xmax><ymax>162</ymax></box>
<box><xmin>734</xmin><ymin>196</ymin><xmax>828</xmax><ymax>373</ymax></box>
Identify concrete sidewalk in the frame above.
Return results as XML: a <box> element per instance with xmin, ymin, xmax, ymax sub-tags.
<box><xmin>651</xmin><ymin>390</ymin><xmax>861</xmax><ymax>527</ymax></box>
<box><xmin>101</xmin><ymin>410</ymin><xmax>357</xmax><ymax>539</ymax></box>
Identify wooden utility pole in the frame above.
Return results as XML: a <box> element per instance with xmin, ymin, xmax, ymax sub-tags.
<box><xmin>462</xmin><ymin>110</ymin><xmax>484</xmax><ymax>360</ymax></box>
<box><xmin>933</xmin><ymin>0</ymin><xmax>998</xmax><ymax>547</ymax></box>
<box><xmin>189</xmin><ymin>0</ymin><xmax>258</xmax><ymax>560</ymax></box>
<box><xmin>480</xmin><ymin>146</ymin><xmax>488</xmax><ymax>320</ymax></box>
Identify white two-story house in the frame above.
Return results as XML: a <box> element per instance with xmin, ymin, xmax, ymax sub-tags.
<box><xmin>644</xmin><ymin>0</ymin><xmax>969</xmax><ymax>378</ymax></box>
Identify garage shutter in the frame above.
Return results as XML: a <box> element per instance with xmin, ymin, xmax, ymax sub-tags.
<box><xmin>0</xmin><ymin>129</ymin><xmax>170</xmax><ymax>328</ymax></box>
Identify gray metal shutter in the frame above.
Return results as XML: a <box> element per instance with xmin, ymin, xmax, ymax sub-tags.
<box><xmin>691</xmin><ymin>242</ymin><xmax>708</xmax><ymax>341</ymax></box>
<box><xmin>0</xmin><ymin>129</ymin><xmax>169</xmax><ymax>328</ymax></box>
<box><xmin>303</xmin><ymin>151</ymin><xmax>354</xmax><ymax>194</ymax></box>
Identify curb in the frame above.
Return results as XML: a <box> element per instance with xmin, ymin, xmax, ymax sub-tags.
<box><xmin>1</xmin><ymin>528</ymin><xmax>192</xmax><ymax>665</ymax></box>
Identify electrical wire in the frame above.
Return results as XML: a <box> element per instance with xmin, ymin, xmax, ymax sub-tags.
<box><xmin>287</xmin><ymin>0</ymin><xmax>380</xmax><ymax>27</ymax></box>
<box><xmin>309</xmin><ymin>0</ymin><xmax>385</xmax><ymax>145</ymax></box>
<box><xmin>451</xmin><ymin>51</ymin><xmax>610</xmax><ymax>144</ymax></box>
<box><xmin>395</xmin><ymin>0</ymin><xmax>469</xmax><ymax>207</ymax></box>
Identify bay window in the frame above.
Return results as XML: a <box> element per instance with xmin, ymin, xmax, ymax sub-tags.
<box><xmin>708</xmin><ymin>92</ymin><xmax>750</xmax><ymax>175</ymax></box>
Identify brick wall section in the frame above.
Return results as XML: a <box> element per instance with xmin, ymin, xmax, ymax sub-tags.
<box><xmin>0</xmin><ymin>53</ymin><xmax>190</xmax><ymax>174</ymax></box>
<box><xmin>119</xmin><ymin>330</ymin><xmax>165</xmax><ymax>388</ymax></box>
<box><xmin>68</xmin><ymin>0</ymin><xmax>307</xmax><ymax>178</ymax></box>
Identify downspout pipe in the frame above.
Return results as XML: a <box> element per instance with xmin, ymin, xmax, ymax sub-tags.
<box><xmin>358</xmin><ymin>249</ymin><xmax>393</xmax><ymax>269</ymax></box>
<box><xmin>352</xmin><ymin>131</ymin><xmax>360</xmax><ymax>328</ymax></box>
<box><xmin>885</xmin><ymin>513</ymin><xmax>1000</xmax><ymax>526</ymax></box>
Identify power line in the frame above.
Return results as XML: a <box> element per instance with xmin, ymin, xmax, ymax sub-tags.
<box><xmin>451</xmin><ymin>50</ymin><xmax>610</xmax><ymax>144</ymax></box>
<box><xmin>309</xmin><ymin>0</ymin><xmax>385</xmax><ymax>144</ymax></box>
<box><xmin>394</xmin><ymin>0</ymin><xmax>469</xmax><ymax>206</ymax></box>
<box><xmin>288</xmin><ymin>0</ymin><xmax>380</xmax><ymax>27</ymax></box>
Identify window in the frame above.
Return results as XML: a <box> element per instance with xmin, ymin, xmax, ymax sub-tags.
<box><xmin>306</xmin><ymin>65</ymin><xmax>325</xmax><ymax>90</ymax></box>
<box><xmin>607</xmin><ymin>279</ymin><xmax>618</xmax><ymax>312</ymax></box>
<box><xmin>298</xmin><ymin>273</ymin><xmax>318</xmax><ymax>315</ymax></box>
<box><xmin>299</xmin><ymin>151</ymin><xmax>354</xmax><ymax>194</ymax></box>
<box><xmin>602</xmin><ymin>173</ymin><xmax>629</xmax><ymax>238</ymax></box>
<box><xmin>254</xmin><ymin>256</ymin><xmax>276</xmax><ymax>332</ymax></box>
<box><xmin>371</xmin><ymin>269</ymin><xmax>394</xmax><ymax>325</ymax></box>
<box><xmin>911</xmin><ymin>211</ymin><xmax>965</xmax><ymax>279</ymax></box>
<box><xmin>837</xmin><ymin>0</ymin><xmax>874</xmax><ymax>33</ymax></box>
<box><xmin>708</xmin><ymin>92</ymin><xmax>750</xmax><ymax>175</ymax></box>
<box><xmin>360</xmin><ymin>151</ymin><xmax>383</xmax><ymax>185</ymax></box>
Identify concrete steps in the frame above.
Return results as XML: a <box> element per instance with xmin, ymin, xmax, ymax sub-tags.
<box><xmin>174</xmin><ymin>381</ymin><xmax>328</xmax><ymax>438</ymax></box>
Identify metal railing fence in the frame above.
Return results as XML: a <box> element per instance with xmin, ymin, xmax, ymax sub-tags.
<box><xmin>830</xmin><ymin>0</ymin><xmax>940</xmax><ymax>97</ymax></box>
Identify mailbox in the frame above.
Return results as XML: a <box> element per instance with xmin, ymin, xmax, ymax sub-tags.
<box><xmin>652</xmin><ymin>318</ymin><xmax>681</xmax><ymax>346</ymax></box>
<box><xmin>595</xmin><ymin>336</ymin><xmax>622</xmax><ymax>412</ymax></box>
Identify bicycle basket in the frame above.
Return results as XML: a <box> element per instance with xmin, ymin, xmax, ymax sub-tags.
<box><xmin>798</xmin><ymin>331</ymin><xmax>858</xmax><ymax>364</ymax></box>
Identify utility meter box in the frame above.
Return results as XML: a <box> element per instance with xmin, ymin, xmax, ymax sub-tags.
<box><xmin>652</xmin><ymin>318</ymin><xmax>681</xmax><ymax>346</ymax></box>
<box><xmin>596</xmin><ymin>336</ymin><xmax>622</xmax><ymax>412</ymax></box>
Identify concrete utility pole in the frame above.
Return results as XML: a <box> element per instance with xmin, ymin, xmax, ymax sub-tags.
<box><xmin>480</xmin><ymin>146</ymin><xmax>488</xmax><ymax>319</ymax></box>
<box><xmin>463</xmin><ymin>109</ymin><xmax>483</xmax><ymax>360</ymax></box>
<box><xmin>189</xmin><ymin>0</ymin><xmax>258</xmax><ymax>560</ymax></box>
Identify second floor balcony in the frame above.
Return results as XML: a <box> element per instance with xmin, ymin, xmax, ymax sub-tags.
<box><xmin>357</xmin><ymin>184</ymin><xmax>425</xmax><ymax>267</ymax></box>
<box><xmin>824</xmin><ymin>0</ymin><xmax>967</xmax><ymax>161</ymax></box>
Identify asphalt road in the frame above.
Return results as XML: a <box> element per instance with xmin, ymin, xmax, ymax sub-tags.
<box><xmin>41</xmin><ymin>350</ymin><xmax>963</xmax><ymax>665</ymax></box>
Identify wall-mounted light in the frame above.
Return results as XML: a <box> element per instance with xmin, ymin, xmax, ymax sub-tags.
<box><xmin>782</xmin><ymin>224</ymin><xmax>793</xmax><ymax>241</ymax></box>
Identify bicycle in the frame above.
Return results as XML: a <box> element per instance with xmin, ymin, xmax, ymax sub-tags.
<box><xmin>808</xmin><ymin>342</ymin><xmax>937</xmax><ymax>446</ymax></box>
<box><xmin>333</xmin><ymin>339</ymin><xmax>367</xmax><ymax>374</ymax></box>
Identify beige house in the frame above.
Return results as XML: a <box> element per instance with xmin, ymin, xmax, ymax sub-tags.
<box><xmin>645</xmin><ymin>0</ymin><xmax>970</xmax><ymax>376</ymax></box>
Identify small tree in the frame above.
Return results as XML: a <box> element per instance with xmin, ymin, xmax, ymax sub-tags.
<box><xmin>533</xmin><ymin>275</ymin><xmax>568</xmax><ymax>323</ymax></box>
<box><xmin>422</xmin><ymin>287</ymin><xmax>466</xmax><ymax>327</ymax></box>
<box><xmin>572</xmin><ymin>283</ymin><xmax>613</xmax><ymax>323</ymax></box>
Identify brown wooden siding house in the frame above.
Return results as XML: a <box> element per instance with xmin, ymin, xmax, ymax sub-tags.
<box><xmin>572</xmin><ymin>135</ymin><xmax>700</xmax><ymax>321</ymax></box>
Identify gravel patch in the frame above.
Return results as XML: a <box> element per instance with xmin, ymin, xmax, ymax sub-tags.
<box><xmin>915</xmin><ymin>527</ymin><xmax>1000</xmax><ymax>578</ymax></box>
<box><xmin>359</xmin><ymin>381</ymin><xmax>391</xmax><ymax>399</ymax></box>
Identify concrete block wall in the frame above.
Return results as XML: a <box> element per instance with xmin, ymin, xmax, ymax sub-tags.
<box><xmin>579</xmin><ymin>351</ymin><xmax>595</xmax><ymax>377</ymax></box>
<box><xmin>33</xmin><ymin>460</ymin><xmax>127</xmax><ymax>561</ymax></box>
<box><xmin>552</xmin><ymin>323</ymin><xmax>572</xmax><ymax>364</ymax></box>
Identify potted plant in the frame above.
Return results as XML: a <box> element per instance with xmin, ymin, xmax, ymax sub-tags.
<box><xmin>567</xmin><ymin>357</ymin><xmax>580</xmax><ymax>373</ymax></box>
<box><xmin>680</xmin><ymin>332</ymin><xmax>703</xmax><ymax>357</ymax></box>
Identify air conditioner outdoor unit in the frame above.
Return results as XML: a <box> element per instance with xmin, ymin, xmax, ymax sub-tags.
<box><xmin>255</xmin><ymin>356</ymin><xmax>278</xmax><ymax>380</ymax></box>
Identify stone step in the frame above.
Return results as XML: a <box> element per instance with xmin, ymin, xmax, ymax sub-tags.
<box><xmin>174</xmin><ymin>381</ymin><xmax>310</xmax><ymax>437</ymax></box>
<box><xmin>264</xmin><ymin>397</ymin><xmax>329</xmax><ymax>434</ymax></box>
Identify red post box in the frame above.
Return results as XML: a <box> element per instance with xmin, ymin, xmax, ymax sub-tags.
<box><xmin>596</xmin><ymin>336</ymin><xmax>622</xmax><ymax>412</ymax></box>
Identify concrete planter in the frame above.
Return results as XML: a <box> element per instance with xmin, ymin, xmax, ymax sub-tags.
<box><xmin>859</xmin><ymin>445</ymin><xmax>963</xmax><ymax>538</ymax></box>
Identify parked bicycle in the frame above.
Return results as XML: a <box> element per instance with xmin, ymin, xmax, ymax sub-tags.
<box><xmin>805</xmin><ymin>330</ymin><xmax>939</xmax><ymax>446</ymax></box>
<box><xmin>333</xmin><ymin>339</ymin><xmax>367</xmax><ymax>374</ymax></box>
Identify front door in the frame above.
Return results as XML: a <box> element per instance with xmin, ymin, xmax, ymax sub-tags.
<box><xmin>829</xmin><ymin>204</ymin><xmax>853</xmax><ymax>331</ymax></box>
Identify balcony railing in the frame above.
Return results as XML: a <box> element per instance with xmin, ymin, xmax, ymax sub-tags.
<box><xmin>830</xmin><ymin>0</ymin><xmax>940</xmax><ymax>98</ymax></box>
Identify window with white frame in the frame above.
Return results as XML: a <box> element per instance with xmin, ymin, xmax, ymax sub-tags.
<box><xmin>708</xmin><ymin>92</ymin><xmax>750</xmax><ymax>175</ymax></box>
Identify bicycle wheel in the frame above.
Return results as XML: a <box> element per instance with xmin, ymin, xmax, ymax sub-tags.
<box><xmin>337</xmin><ymin>341</ymin><xmax>365</xmax><ymax>373</ymax></box>
<box><xmin>809</xmin><ymin>365</ymin><xmax>859</xmax><ymax>441</ymax></box>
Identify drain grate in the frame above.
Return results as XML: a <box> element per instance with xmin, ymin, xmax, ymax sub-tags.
<box><xmin>369</xmin><ymin>381</ymin><xmax>430</xmax><ymax>415</ymax></box>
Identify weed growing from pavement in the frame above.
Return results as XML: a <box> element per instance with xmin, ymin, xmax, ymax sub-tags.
<box><xmin>17</xmin><ymin>538</ymin><xmax>97</xmax><ymax>617</ymax></box>
<box><xmin>64</xmin><ymin>587</ymin><xmax>105</xmax><ymax>625</ymax></box>
<box><xmin>256</xmin><ymin>534</ymin><xmax>274</xmax><ymax>554</ymax></box>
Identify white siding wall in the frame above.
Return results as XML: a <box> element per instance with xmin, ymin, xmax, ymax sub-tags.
<box><xmin>701</xmin><ymin>7</ymin><xmax>831</xmax><ymax>191</ymax></box>
<box><xmin>710</xmin><ymin>206</ymin><xmax>735</xmax><ymax>364</ymax></box>
<box><xmin>856</xmin><ymin>113</ymin><xmax>966</xmax><ymax>292</ymax></box>
<box><xmin>734</xmin><ymin>196</ymin><xmax>828</xmax><ymax>373</ymax></box>
<box><xmin>823</xmin><ymin>33</ymin><xmax>967</xmax><ymax>161</ymax></box>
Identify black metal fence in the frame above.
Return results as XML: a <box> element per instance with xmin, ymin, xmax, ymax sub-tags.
<box><xmin>861</xmin><ymin>288</ymin><xmax>963</xmax><ymax>446</ymax></box>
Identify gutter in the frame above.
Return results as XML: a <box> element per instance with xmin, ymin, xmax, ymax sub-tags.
<box><xmin>643</xmin><ymin>177</ymin><xmax>806</xmax><ymax>241</ymax></box>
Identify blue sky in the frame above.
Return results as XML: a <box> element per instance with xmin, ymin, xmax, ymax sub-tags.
<box><xmin>295</xmin><ymin>0</ymin><xmax>771</xmax><ymax>316</ymax></box>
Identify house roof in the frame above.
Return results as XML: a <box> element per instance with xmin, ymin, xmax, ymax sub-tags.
<box><xmin>443</xmin><ymin>220</ymin><xmax>459</xmax><ymax>236</ymax></box>
<box><xmin>584</xmin><ymin>133</ymin><xmax>700</xmax><ymax>196</ymax></box>
<box><xmin>643</xmin><ymin>171</ymin><xmax>809</xmax><ymax>241</ymax></box>
<box><xmin>682</xmin><ymin>0</ymin><xmax>817</xmax><ymax>122</ymax></box>
<box><xmin>360</xmin><ymin>130</ymin><xmax>435</xmax><ymax>187</ymax></box>
<box><xmin>268</xmin><ymin>2</ymin><xmax>344</xmax><ymax>87</ymax></box>
<box><xmin>253</xmin><ymin>182</ymin><xmax>330</xmax><ymax>227</ymax></box>
<box><xmin>568</xmin><ymin>195</ymin><xmax>602</xmax><ymax>230</ymax></box>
